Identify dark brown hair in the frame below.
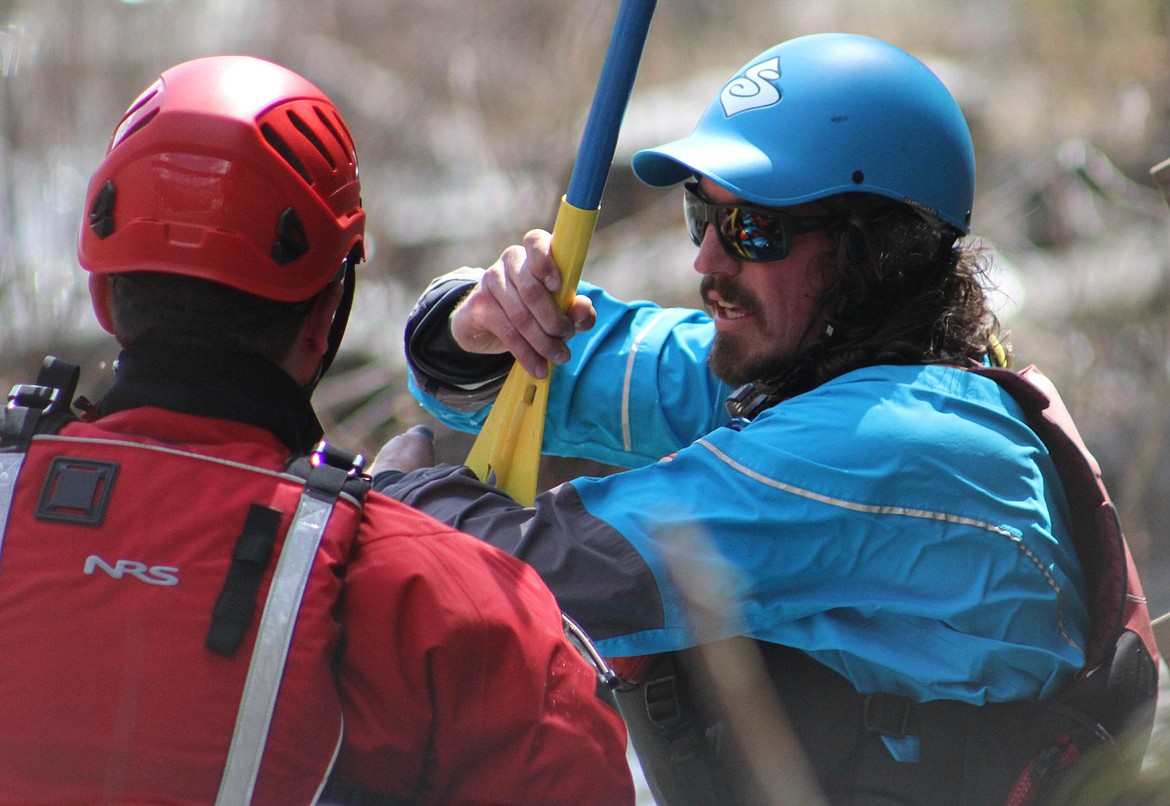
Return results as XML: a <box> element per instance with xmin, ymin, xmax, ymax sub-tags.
<box><xmin>770</xmin><ymin>195</ymin><xmax>1006</xmax><ymax>398</ymax></box>
<box><xmin>107</xmin><ymin>273</ymin><xmax>316</xmax><ymax>364</ymax></box>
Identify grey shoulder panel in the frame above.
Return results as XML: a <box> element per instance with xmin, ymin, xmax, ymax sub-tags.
<box><xmin>372</xmin><ymin>464</ymin><xmax>664</xmax><ymax>640</ymax></box>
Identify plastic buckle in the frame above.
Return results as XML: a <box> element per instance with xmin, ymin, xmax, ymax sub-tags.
<box><xmin>7</xmin><ymin>383</ymin><xmax>62</xmax><ymax>413</ymax></box>
<box><xmin>309</xmin><ymin>440</ymin><xmax>365</xmax><ymax>476</ymax></box>
<box><xmin>644</xmin><ymin>675</ymin><xmax>684</xmax><ymax>728</ymax></box>
<box><xmin>863</xmin><ymin>693</ymin><xmax>914</xmax><ymax>738</ymax></box>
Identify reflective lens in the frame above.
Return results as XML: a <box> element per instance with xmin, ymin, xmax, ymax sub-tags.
<box><xmin>683</xmin><ymin>182</ymin><xmax>836</xmax><ymax>262</ymax></box>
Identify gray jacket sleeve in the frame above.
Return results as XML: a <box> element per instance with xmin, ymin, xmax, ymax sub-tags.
<box><xmin>372</xmin><ymin>464</ymin><xmax>665</xmax><ymax>642</ymax></box>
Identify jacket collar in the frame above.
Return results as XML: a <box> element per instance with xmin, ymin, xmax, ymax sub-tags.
<box><xmin>98</xmin><ymin>341</ymin><xmax>325</xmax><ymax>454</ymax></box>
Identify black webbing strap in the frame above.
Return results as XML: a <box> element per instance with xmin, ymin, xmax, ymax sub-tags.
<box><xmin>614</xmin><ymin>653</ymin><xmax>724</xmax><ymax>806</ymax></box>
<box><xmin>205</xmin><ymin>504</ymin><xmax>284</xmax><ymax>656</ymax></box>
<box><xmin>204</xmin><ymin>441</ymin><xmax>367</xmax><ymax>658</ymax></box>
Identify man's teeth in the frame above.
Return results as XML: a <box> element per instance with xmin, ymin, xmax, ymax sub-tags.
<box><xmin>717</xmin><ymin>300</ymin><xmax>745</xmax><ymax>319</ymax></box>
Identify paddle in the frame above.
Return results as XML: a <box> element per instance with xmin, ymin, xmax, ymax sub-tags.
<box><xmin>464</xmin><ymin>0</ymin><xmax>657</xmax><ymax>505</ymax></box>
<box><xmin>1152</xmin><ymin>156</ymin><xmax>1170</xmax><ymax>207</ymax></box>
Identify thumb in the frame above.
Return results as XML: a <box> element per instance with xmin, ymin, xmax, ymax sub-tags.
<box><xmin>370</xmin><ymin>424</ymin><xmax>436</xmax><ymax>476</ymax></box>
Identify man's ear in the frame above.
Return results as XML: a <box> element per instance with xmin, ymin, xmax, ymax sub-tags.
<box><xmin>88</xmin><ymin>274</ymin><xmax>116</xmax><ymax>335</ymax></box>
<box><xmin>281</xmin><ymin>281</ymin><xmax>346</xmax><ymax>387</ymax></box>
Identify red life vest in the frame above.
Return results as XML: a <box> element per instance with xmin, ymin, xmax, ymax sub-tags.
<box><xmin>0</xmin><ymin>358</ymin><xmax>367</xmax><ymax>804</ymax></box>
<box><xmin>976</xmin><ymin>364</ymin><xmax>1159</xmax><ymax>804</ymax></box>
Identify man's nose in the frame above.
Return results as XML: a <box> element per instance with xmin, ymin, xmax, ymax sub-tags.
<box><xmin>693</xmin><ymin>225</ymin><xmax>739</xmax><ymax>276</ymax></box>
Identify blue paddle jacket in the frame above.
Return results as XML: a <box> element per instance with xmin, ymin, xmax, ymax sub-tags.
<box><xmin>381</xmin><ymin>271</ymin><xmax>1089</xmax><ymax>716</ymax></box>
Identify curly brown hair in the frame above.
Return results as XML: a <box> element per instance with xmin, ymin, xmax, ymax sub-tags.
<box><xmin>765</xmin><ymin>195</ymin><xmax>1007</xmax><ymax>399</ymax></box>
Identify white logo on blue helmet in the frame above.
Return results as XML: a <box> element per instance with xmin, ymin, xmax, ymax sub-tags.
<box><xmin>720</xmin><ymin>57</ymin><xmax>781</xmax><ymax>117</ymax></box>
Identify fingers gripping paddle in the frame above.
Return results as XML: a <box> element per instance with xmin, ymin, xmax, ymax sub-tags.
<box><xmin>465</xmin><ymin>0</ymin><xmax>657</xmax><ymax>505</ymax></box>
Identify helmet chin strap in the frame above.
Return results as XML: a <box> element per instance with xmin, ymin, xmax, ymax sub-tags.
<box><xmin>306</xmin><ymin>256</ymin><xmax>358</xmax><ymax>393</ymax></box>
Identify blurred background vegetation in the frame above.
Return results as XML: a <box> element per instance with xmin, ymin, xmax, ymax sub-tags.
<box><xmin>3</xmin><ymin>0</ymin><xmax>1170</xmax><ymax>619</ymax></box>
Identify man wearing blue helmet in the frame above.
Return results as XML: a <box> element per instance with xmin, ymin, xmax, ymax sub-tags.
<box><xmin>375</xmin><ymin>33</ymin><xmax>1158</xmax><ymax>805</ymax></box>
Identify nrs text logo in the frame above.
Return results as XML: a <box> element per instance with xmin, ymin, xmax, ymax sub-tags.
<box><xmin>84</xmin><ymin>555</ymin><xmax>179</xmax><ymax>586</ymax></box>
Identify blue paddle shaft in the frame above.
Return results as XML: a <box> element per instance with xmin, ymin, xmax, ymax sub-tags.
<box><xmin>565</xmin><ymin>0</ymin><xmax>657</xmax><ymax>210</ymax></box>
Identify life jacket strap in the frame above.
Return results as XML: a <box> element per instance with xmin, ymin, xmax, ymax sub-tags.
<box><xmin>216</xmin><ymin>441</ymin><xmax>367</xmax><ymax>805</ymax></box>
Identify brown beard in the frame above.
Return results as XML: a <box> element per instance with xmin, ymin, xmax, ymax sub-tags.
<box><xmin>708</xmin><ymin>330</ymin><xmax>781</xmax><ymax>386</ymax></box>
<box><xmin>700</xmin><ymin>275</ymin><xmax>772</xmax><ymax>386</ymax></box>
<box><xmin>699</xmin><ymin>275</ymin><xmax>826</xmax><ymax>387</ymax></box>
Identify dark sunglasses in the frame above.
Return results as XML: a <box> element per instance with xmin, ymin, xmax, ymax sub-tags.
<box><xmin>683</xmin><ymin>182</ymin><xmax>837</xmax><ymax>262</ymax></box>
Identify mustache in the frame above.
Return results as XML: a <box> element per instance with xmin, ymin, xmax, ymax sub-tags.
<box><xmin>700</xmin><ymin>275</ymin><xmax>763</xmax><ymax>319</ymax></box>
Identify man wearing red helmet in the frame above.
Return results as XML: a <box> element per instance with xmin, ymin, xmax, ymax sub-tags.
<box><xmin>0</xmin><ymin>56</ymin><xmax>633</xmax><ymax>804</ymax></box>
<box><xmin>374</xmin><ymin>34</ymin><xmax>1159</xmax><ymax>804</ymax></box>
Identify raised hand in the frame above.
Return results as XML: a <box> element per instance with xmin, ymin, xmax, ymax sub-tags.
<box><xmin>450</xmin><ymin>230</ymin><xmax>596</xmax><ymax>378</ymax></box>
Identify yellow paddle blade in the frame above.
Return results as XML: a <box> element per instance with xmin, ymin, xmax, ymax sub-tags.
<box><xmin>464</xmin><ymin>362</ymin><xmax>551</xmax><ymax>505</ymax></box>
<box><xmin>464</xmin><ymin>198</ymin><xmax>600</xmax><ymax>505</ymax></box>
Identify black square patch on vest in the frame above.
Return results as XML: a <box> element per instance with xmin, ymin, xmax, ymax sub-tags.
<box><xmin>35</xmin><ymin>457</ymin><xmax>119</xmax><ymax>526</ymax></box>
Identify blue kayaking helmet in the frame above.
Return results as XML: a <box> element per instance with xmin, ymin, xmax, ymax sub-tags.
<box><xmin>632</xmin><ymin>33</ymin><xmax>975</xmax><ymax>233</ymax></box>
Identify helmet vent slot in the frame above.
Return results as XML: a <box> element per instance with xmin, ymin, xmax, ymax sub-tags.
<box><xmin>287</xmin><ymin>110</ymin><xmax>336</xmax><ymax>169</ymax></box>
<box><xmin>125</xmin><ymin>86</ymin><xmax>160</xmax><ymax>118</ymax></box>
<box><xmin>314</xmin><ymin>107</ymin><xmax>352</xmax><ymax>160</ymax></box>
<box><xmin>109</xmin><ymin>80</ymin><xmax>163</xmax><ymax>151</ymax></box>
<box><xmin>110</xmin><ymin>107</ymin><xmax>159</xmax><ymax>151</ymax></box>
<box><xmin>260</xmin><ymin>123</ymin><xmax>312</xmax><ymax>185</ymax></box>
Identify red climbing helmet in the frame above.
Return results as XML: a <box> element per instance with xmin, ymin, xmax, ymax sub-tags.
<box><xmin>77</xmin><ymin>55</ymin><xmax>365</xmax><ymax>303</ymax></box>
